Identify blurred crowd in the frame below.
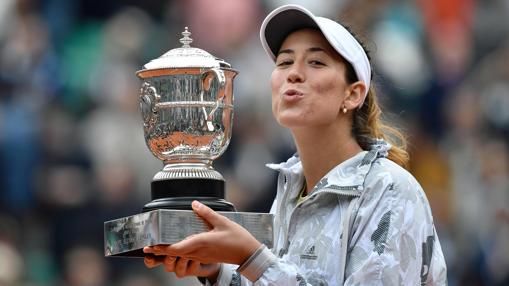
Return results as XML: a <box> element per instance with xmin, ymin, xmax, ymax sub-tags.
<box><xmin>0</xmin><ymin>0</ymin><xmax>508</xmax><ymax>285</ymax></box>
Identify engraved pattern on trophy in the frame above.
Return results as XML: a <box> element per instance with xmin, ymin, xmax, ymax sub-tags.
<box><xmin>143</xmin><ymin>71</ymin><xmax>230</xmax><ymax>163</ymax></box>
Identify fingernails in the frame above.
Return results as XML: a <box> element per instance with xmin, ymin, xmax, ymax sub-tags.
<box><xmin>192</xmin><ymin>200</ymin><xmax>203</xmax><ymax>210</ymax></box>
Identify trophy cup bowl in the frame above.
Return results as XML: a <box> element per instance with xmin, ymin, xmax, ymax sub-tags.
<box><xmin>137</xmin><ymin>27</ymin><xmax>237</xmax><ymax>212</ymax></box>
<box><xmin>103</xmin><ymin>28</ymin><xmax>273</xmax><ymax>257</ymax></box>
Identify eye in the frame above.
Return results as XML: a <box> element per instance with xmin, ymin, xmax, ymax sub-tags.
<box><xmin>309</xmin><ymin>60</ymin><xmax>325</xmax><ymax>66</ymax></box>
<box><xmin>276</xmin><ymin>60</ymin><xmax>293</xmax><ymax>67</ymax></box>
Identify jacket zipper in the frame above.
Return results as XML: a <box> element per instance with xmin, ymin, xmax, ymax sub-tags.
<box><xmin>278</xmin><ymin>171</ymin><xmax>294</xmax><ymax>257</ymax></box>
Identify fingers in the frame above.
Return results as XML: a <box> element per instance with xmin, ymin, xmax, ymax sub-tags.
<box><xmin>192</xmin><ymin>200</ymin><xmax>226</xmax><ymax>227</ymax></box>
<box><xmin>188</xmin><ymin>259</ymin><xmax>201</xmax><ymax>274</ymax></box>
<box><xmin>144</xmin><ymin>255</ymin><xmax>165</xmax><ymax>268</ymax></box>
<box><xmin>144</xmin><ymin>254</ymin><xmax>181</xmax><ymax>274</ymax></box>
<box><xmin>164</xmin><ymin>256</ymin><xmax>178</xmax><ymax>273</ymax></box>
<box><xmin>174</xmin><ymin>257</ymin><xmax>190</xmax><ymax>278</ymax></box>
<box><xmin>144</xmin><ymin>247</ymin><xmax>178</xmax><ymax>271</ymax></box>
<box><xmin>144</xmin><ymin>242</ymin><xmax>195</xmax><ymax>258</ymax></box>
<box><xmin>143</xmin><ymin>245</ymin><xmax>172</xmax><ymax>256</ymax></box>
<box><xmin>152</xmin><ymin>256</ymin><xmax>216</xmax><ymax>279</ymax></box>
<box><xmin>144</xmin><ymin>252</ymin><xmax>220</xmax><ymax>279</ymax></box>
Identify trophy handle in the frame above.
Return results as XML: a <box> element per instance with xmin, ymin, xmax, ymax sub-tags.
<box><xmin>140</xmin><ymin>82</ymin><xmax>160</xmax><ymax>133</ymax></box>
<box><xmin>200</xmin><ymin>68</ymin><xmax>226</xmax><ymax>131</ymax></box>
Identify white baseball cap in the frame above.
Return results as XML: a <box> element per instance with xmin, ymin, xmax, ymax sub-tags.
<box><xmin>260</xmin><ymin>4</ymin><xmax>371</xmax><ymax>102</ymax></box>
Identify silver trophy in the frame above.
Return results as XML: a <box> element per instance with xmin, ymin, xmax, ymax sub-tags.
<box><xmin>104</xmin><ymin>28</ymin><xmax>273</xmax><ymax>257</ymax></box>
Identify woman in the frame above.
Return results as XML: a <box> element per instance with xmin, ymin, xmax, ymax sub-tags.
<box><xmin>144</xmin><ymin>4</ymin><xmax>447</xmax><ymax>285</ymax></box>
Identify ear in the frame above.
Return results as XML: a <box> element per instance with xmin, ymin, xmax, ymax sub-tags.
<box><xmin>343</xmin><ymin>81</ymin><xmax>367</xmax><ymax>110</ymax></box>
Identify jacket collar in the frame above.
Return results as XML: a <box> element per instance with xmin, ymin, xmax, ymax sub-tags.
<box><xmin>267</xmin><ymin>139</ymin><xmax>391</xmax><ymax>196</ymax></box>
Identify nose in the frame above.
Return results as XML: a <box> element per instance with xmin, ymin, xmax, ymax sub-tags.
<box><xmin>287</xmin><ymin>62</ymin><xmax>305</xmax><ymax>83</ymax></box>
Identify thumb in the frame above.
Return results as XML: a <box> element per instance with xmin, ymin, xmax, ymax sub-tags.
<box><xmin>192</xmin><ymin>200</ymin><xmax>227</xmax><ymax>228</ymax></box>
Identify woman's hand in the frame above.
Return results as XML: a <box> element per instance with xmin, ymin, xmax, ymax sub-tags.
<box><xmin>144</xmin><ymin>200</ymin><xmax>262</xmax><ymax>266</ymax></box>
<box><xmin>144</xmin><ymin>254</ymin><xmax>220</xmax><ymax>280</ymax></box>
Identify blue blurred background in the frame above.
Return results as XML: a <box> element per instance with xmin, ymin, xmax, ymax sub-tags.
<box><xmin>0</xmin><ymin>0</ymin><xmax>508</xmax><ymax>285</ymax></box>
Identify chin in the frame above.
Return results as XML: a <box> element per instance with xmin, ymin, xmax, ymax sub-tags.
<box><xmin>276</xmin><ymin>116</ymin><xmax>306</xmax><ymax>128</ymax></box>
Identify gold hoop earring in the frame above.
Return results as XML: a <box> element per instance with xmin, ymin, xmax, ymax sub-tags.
<box><xmin>342</xmin><ymin>106</ymin><xmax>347</xmax><ymax>114</ymax></box>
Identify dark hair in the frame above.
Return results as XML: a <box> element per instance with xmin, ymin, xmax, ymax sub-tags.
<box><xmin>343</xmin><ymin>26</ymin><xmax>409</xmax><ymax>168</ymax></box>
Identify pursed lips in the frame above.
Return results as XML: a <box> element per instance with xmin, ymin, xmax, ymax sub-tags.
<box><xmin>282</xmin><ymin>89</ymin><xmax>304</xmax><ymax>103</ymax></box>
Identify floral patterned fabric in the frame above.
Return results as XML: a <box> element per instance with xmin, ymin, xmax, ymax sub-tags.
<box><xmin>214</xmin><ymin>140</ymin><xmax>447</xmax><ymax>285</ymax></box>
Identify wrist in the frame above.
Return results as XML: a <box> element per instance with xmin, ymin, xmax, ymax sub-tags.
<box><xmin>239</xmin><ymin>240</ymin><xmax>262</xmax><ymax>265</ymax></box>
<box><xmin>237</xmin><ymin>244</ymin><xmax>277</xmax><ymax>282</ymax></box>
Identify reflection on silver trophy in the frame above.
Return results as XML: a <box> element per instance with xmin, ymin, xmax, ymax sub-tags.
<box><xmin>104</xmin><ymin>28</ymin><xmax>273</xmax><ymax>257</ymax></box>
<box><xmin>136</xmin><ymin>26</ymin><xmax>237</xmax><ymax>212</ymax></box>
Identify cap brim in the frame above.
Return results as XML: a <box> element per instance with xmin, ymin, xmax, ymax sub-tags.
<box><xmin>261</xmin><ymin>5</ymin><xmax>320</xmax><ymax>60</ymax></box>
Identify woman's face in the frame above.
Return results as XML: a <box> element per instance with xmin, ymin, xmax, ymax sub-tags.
<box><xmin>271</xmin><ymin>28</ymin><xmax>350</xmax><ymax>129</ymax></box>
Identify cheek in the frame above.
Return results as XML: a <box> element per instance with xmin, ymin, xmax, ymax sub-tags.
<box><xmin>270</xmin><ymin>69</ymin><xmax>283</xmax><ymax>93</ymax></box>
<box><xmin>270</xmin><ymin>71</ymin><xmax>283</xmax><ymax>115</ymax></box>
<box><xmin>312</xmin><ymin>76</ymin><xmax>344</xmax><ymax>108</ymax></box>
<box><xmin>313</xmin><ymin>76</ymin><xmax>341</xmax><ymax>95</ymax></box>
<box><xmin>271</xmin><ymin>95</ymin><xmax>279</xmax><ymax>119</ymax></box>
<box><xmin>311</xmin><ymin>81</ymin><xmax>343</xmax><ymax>118</ymax></box>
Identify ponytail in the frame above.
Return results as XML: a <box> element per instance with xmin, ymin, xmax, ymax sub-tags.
<box><xmin>342</xmin><ymin>26</ymin><xmax>409</xmax><ymax>168</ymax></box>
<box><xmin>352</xmin><ymin>85</ymin><xmax>409</xmax><ymax>168</ymax></box>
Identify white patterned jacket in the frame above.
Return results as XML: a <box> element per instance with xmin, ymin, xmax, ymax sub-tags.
<box><xmin>212</xmin><ymin>140</ymin><xmax>447</xmax><ymax>286</ymax></box>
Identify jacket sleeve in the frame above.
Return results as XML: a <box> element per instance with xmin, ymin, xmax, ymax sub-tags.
<box><xmin>213</xmin><ymin>256</ymin><xmax>329</xmax><ymax>286</ymax></box>
<box><xmin>343</xmin><ymin>169</ymin><xmax>448</xmax><ymax>285</ymax></box>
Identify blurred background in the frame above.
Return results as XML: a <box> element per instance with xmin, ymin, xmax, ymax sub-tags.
<box><xmin>0</xmin><ymin>0</ymin><xmax>508</xmax><ymax>285</ymax></box>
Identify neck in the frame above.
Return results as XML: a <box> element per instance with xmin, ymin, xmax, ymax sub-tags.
<box><xmin>292</xmin><ymin>123</ymin><xmax>362</xmax><ymax>195</ymax></box>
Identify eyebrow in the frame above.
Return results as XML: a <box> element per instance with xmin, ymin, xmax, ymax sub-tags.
<box><xmin>277</xmin><ymin>49</ymin><xmax>293</xmax><ymax>56</ymax></box>
<box><xmin>277</xmin><ymin>47</ymin><xmax>327</xmax><ymax>57</ymax></box>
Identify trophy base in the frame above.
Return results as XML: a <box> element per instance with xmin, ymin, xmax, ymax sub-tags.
<box><xmin>143</xmin><ymin>197</ymin><xmax>235</xmax><ymax>212</ymax></box>
<box><xmin>104</xmin><ymin>209</ymin><xmax>274</xmax><ymax>257</ymax></box>
<box><xmin>104</xmin><ymin>176</ymin><xmax>268</xmax><ymax>258</ymax></box>
<box><xmin>146</xmin><ymin>178</ymin><xmax>235</xmax><ymax>211</ymax></box>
